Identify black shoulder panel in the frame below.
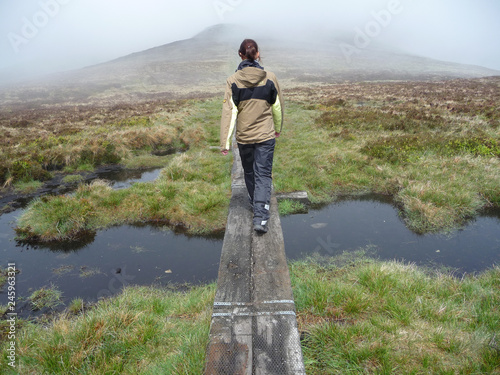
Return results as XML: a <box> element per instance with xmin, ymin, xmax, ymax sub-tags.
<box><xmin>232</xmin><ymin>80</ymin><xmax>278</xmax><ymax>107</ymax></box>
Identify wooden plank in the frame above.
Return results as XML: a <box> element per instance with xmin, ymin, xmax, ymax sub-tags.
<box><xmin>205</xmin><ymin>144</ymin><xmax>305</xmax><ymax>374</ymax></box>
<box><xmin>251</xmin><ymin>195</ymin><xmax>306</xmax><ymax>375</ymax></box>
<box><xmin>253</xmin><ymin>315</ymin><xmax>305</xmax><ymax>375</ymax></box>
<box><xmin>205</xmin><ymin>315</ymin><xmax>252</xmax><ymax>375</ymax></box>
<box><xmin>206</xmin><ymin>145</ymin><xmax>253</xmax><ymax>374</ymax></box>
<box><xmin>213</xmin><ymin>186</ymin><xmax>253</xmax><ymax>304</ymax></box>
<box><xmin>251</xmin><ymin>194</ymin><xmax>294</xmax><ymax>303</ymax></box>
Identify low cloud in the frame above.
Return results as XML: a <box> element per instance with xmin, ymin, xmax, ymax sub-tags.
<box><xmin>1</xmin><ymin>0</ymin><xmax>499</xmax><ymax>83</ymax></box>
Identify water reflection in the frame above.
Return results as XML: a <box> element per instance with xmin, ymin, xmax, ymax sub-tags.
<box><xmin>0</xmin><ymin>167</ymin><xmax>217</xmax><ymax>317</ymax></box>
<box><xmin>1</xmin><ymin>209</ymin><xmax>222</xmax><ymax>317</ymax></box>
<box><xmin>97</xmin><ymin>168</ymin><xmax>161</xmax><ymax>190</ymax></box>
<box><xmin>1</xmin><ymin>192</ymin><xmax>499</xmax><ymax>318</ymax></box>
<box><xmin>282</xmin><ymin>195</ymin><xmax>500</xmax><ymax>274</ymax></box>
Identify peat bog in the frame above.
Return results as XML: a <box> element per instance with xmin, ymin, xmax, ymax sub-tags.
<box><xmin>1</xmin><ymin>77</ymin><xmax>499</xmax><ymax>319</ymax></box>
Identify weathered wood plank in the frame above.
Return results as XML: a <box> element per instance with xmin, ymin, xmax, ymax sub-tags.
<box><xmin>205</xmin><ymin>315</ymin><xmax>252</xmax><ymax>375</ymax></box>
<box><xmin>251</xmin><ymin>195</ymin><xmax>305</xmax><ymax>375</ymax></box>
<box><xmin>213</xmin><ymin>186</ymin><xmax>253</xmax><ymax>304</ymax></box>
<box><xmin>252</xmin><ymin>194</ymin><xmax>294</xmax><ymax>303</ymax></box>
<box><xmin>205</xmin><ymin>144</ymin><xmax>305</xmax><ymax>374</ymax></box>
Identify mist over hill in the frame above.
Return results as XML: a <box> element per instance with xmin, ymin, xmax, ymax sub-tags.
<box><xmin>1</xmin><ymin>24</ymin><xmax>499</xmax><ymax>105</ymax></box>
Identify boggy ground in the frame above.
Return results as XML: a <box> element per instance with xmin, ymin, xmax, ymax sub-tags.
<box><xmin>0</xmin><ymin>94</ymin><xmax>207</xmax><ymax>187</ymax></box>
<box><xmin>0</xmin><ymin>77</ymin><xmax>499</xmax><ymax>374</ymax></box>
<box><xmin>277</xmin><ymin>77</ymin><xmax>500</xmax><ymax>232</ymax></box>
<box><xmin>1</xmin><ymin>254</ymin><xmax>498</xmax><ymax>374</ymax></box>
<box><xmin>3</xmin><ymin>76</ymin><xmax>500</xmax><ymax>241</ymax></box>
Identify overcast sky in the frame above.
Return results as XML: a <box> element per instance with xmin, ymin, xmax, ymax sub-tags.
<box><xmin>1</xmin><ymin>0</ymin><xmax>499</xmax><ymax>82</ymax></box>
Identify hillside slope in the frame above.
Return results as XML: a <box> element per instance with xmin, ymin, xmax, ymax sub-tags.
<box><xmin>1</xmin><ymin>24</ymin><xmax>499</xmax><ymax>105</ymax></box>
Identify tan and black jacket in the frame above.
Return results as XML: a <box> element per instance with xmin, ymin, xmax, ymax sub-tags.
<box><xmin>220</xmin><ymin>61</ymin><xmax>283</xmax><ymax>150</ymax></box>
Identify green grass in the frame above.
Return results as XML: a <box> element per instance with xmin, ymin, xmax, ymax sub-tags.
<box><xmin>2</xmin><ymin>79</ymin><xmax>499</xmax><ymax>373</ymax></box>
<box><xmin>12</xmin><ymin>180</ymin><xmax>44</xmax><ymax>194</ymax></box>
<box><xmin>292</xmin><ymin>254</ymin><xmax>500</xmax><ymax>374</ymax></box>
<box><xmin>12</xmin><ymin>80</ymin><xmax>500</xmax><ymax>240</ymax></box>
<box><xmin>62</xmin><ymin>174</ymin><xmax>84</xmax><ymax>184</ymax></box>
<box><xmin>0</xmin><ymin>267</ymin><xmax>6</xmax><ymax>289</ymax></box>
<box><xmin>272</xmin><ymin>82</ymin><xmax>500</xmax><ymax>233</ymax></box>
<box><xmin>1</xmin><ymin>256</ymin><xmax>498</xmax><ymax>374</ymax></box>
<box><xmin>68</xmin><ymin>298</ymin><xmax>84</xmax><ymax>315</ymax></box>
<box><xmin>28</xmin><ymin>285</ymin><xmax>63</xmax><ymax>311</ymax></box>
<box><xmin>15</xmin><ymin>99</ymin><xmax>232</xmax><ymax>241</ymax></box>
<box><xmin>16</xmin><ymin>150</ymin><xmax>231</xmax><ymax>241</ymax></box>
<box><xmin>0</xmin><ymin>99</ymin><xmax>192</xmax><ymax>186</ymax></box>
<box><xmin>63</xmin><ymin>163</ymin><xmax>95</xmax><ymax>173</ymax></box>
<box><xmin>121</xmin><ymin>153</ymin><xmax>175</xmax><ymax>169</ymax></box>
<box><xmin>1</xmin><ymin>284</ymin><xmax>216</xmax><ymax>374</ymax></box>
<box><xmin>278</xmin><ymin>199</ymin><xmax>308</xmax><ymax>216</ymax></box>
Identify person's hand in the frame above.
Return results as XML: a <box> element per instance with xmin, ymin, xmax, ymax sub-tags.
<box><xmin>275</xmin><ymin>132</ymin><xmax>281</xmax><ymax>138</ymax></box>
<box><xmin>221</xmin><ymin>149</ymin><xmax>229</xmax><ymax>156</ymax></box>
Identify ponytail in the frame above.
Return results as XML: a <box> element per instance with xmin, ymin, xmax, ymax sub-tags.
<box><xmin>239</xmin><ymin>39</ymin><xmax>260</xmax><ymax>61</ymax></box>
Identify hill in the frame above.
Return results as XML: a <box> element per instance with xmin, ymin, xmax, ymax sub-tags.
<box><xmin>1</xmin><ymin>24</ymin><xmax>499</xmax><ymax>106</ymax></box>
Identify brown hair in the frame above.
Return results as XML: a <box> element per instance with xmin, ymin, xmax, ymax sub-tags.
<box><xmin>238</xmin><ymin>39</ymin><xmax>260</xmax><ymax>61</ymax></box>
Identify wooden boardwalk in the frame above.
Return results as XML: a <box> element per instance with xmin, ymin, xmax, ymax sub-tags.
<box><xmin>204</xmin><ymin>144</ymin><xmax>305</xmax><ymax>375</ymax></box>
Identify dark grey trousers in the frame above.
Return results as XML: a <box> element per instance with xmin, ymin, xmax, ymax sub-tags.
<box><xmin>238</xmin><ymin>139</ymin><xmax>276</xmax><ymax>226</ymax></box>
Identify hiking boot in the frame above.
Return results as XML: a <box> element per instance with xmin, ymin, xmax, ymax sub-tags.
<box><xmin>253</xmin><ymin>223</ymin><xmax>268</xmax><ymax>233</ymax></box>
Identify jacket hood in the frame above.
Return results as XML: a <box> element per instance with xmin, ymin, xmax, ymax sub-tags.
<box><xmin>236</xmin><ymin>67</ymin><xmax>267</xmax><ymax>87</ymax></box>
<box><xmin>236</xmin><ymin>60</ymin><xmax>266</xmax><ymax>87</ymax></box>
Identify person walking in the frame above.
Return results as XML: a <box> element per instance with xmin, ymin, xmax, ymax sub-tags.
<box><xmin>220</xmin><ymin>39</ymin><xmax>284</xmax><ymax>234</ymax></box>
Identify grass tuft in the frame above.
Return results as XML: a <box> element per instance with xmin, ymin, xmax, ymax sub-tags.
<box><xmin>0</xmin><ymin>267</ymin><xmax>6</xmax><ymax>289</ymax></box>
<box><xmin>13</xmin><ymin>179</ymin><xmax>44</xmax><ymax>194</ymax></box>
<box><xmin>61</xmin><ymin>174</ymin><xmax>84</xmax><ymax>184</ymax></box>
<box><xmin>291</xmin><ymin>254</ymin><xmax>500</xmax><ymax>374</ymax></box>
<box><xmin>68</xmin><ymin>298</ymin><xmax>84</xmax><ymax>315</ymax></box>
<box><xmin>29</xmin><ymin>285</ymin><xmax>63</xmax><ymax>311</ymax></box>
<box><xmin>278</xmin><ymin>199</ymin><xmax>308</xmax><ymax>216</ymax></box>
<box><xmin>1</xmin><ymin>284</ymin><xmax>216</xmax><ymax>374</ymax></box>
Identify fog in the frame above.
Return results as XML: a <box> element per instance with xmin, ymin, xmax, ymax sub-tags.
<box><xmin>1</xmin><ymin>0</ymin><xmax>499</xmax><ymax>83</ymax></box>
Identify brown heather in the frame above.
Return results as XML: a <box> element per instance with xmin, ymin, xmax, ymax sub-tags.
<box><xmin>4</xmin><ymin>77</ymin><xmax>500</xmax><ymax>239</ymax></box>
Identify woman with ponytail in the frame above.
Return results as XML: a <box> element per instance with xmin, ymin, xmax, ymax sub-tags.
<box><xmin>220</xmin><ymin>39</ymin><xmax>284</xmax><ymax>234</ymax></box>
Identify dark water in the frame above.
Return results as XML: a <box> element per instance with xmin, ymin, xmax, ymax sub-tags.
<box><xmin>0</xmin><ymin>168</ymin><xmax>222</xmax><ymax>317</ymax></box>
<box><xmin>1</xmin><ymin>209</ymin><xmax>222</xmax><ymax>317</ymax></box>
<box><xmin>97</xmin><ymin>168</ymin><xmax>162</xmax><ymax>190</ymax></box>
<box><xmin>282</xmin><ymin>195</ymin><xmax>500</xmax><ymax>274</ymax></box>
<box><xmin>1</xmin><ymin>187</ymin><xmax>499</xmax><ymax>317</ymax></box>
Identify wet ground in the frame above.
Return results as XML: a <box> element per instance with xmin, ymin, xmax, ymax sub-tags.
<box><xmin>0</xmin><ymin>166</ymin><xmax>162</xmax><ymax>214</ymax></box>
<box><xmin>282</xmin><ymin>195</ymin><xmax>500</xmax><ymax>274</ymax></box>
<box><xmin>1</xmin><ymin>209</ymin><xmax>222</xmax><ymax>317</ymax></box>
<box><xmin>1</xmin><ymin>171</ymin><xmax>499</xmax><ymax>317</ymax></box>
